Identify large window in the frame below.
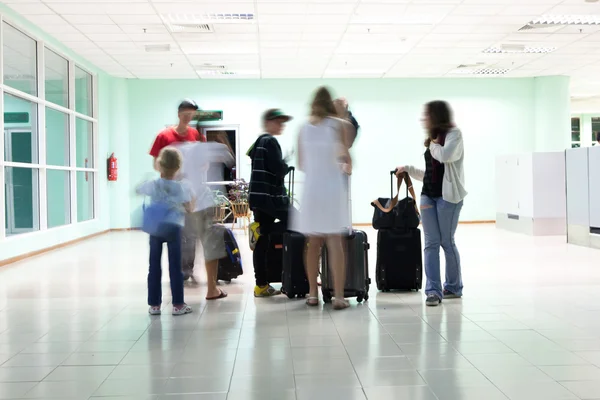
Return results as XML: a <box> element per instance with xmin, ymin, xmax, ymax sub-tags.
<box><xmin>571</xmin><ymin>115</ymin><xmax>600</xmax><ymax>148</ymax></box>
<box><xmin>0</xmin><ymin>20</ymin><xmax>97</xmax><ymax>238</ymax></box>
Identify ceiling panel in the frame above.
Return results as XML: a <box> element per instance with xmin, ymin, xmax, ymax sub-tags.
<box><xmin>1</xmin><ymin>0</ymin><xmax>598</xmax><ymax>92</ymax></box>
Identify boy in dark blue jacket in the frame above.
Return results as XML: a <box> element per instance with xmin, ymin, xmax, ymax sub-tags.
<box><xmin>248</xmin><ymin>109</ymin><xmax>293</xmax><ymax>297</ymax></box>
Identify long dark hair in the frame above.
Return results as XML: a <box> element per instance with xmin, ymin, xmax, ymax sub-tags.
<box><xmin>311</xmin><ymin>86</ymin><xmax>337</xmax><ymax>118</ymax></box>
<box><xmin>424</xmin><ymin>100</ymin><xmax>453</xmax><ymax>147</ymax></box>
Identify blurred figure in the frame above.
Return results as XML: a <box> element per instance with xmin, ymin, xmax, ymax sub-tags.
<box><xmin>137</xmin><ymin>147</ymin><xmax>193</xmax><ymax>315</ymax></box>
<box><xmin>149</xmin><ymin>99</ymin><xmax>206</xmax><ymax>280</ymax></box>
<box><xmin>396</xmin><ymin>101</ymin><xmax>467</xmax><ymax>307</ymax></box>
<box><xmin>334</xmin><ymin>97</ymin><xmax>359</xmax><ymax>148</ymax></box>
<box><xmin>292</xmin><ymin>87</ymin><xmax>354</xmax><ymax>310</ymax></box>
<box><xmin>176</xmin><ymin>141</ymin><xmax>234</xmax><ymax>300</ymax></box>
<box><xmin>248</xmin><ymin>109</ymin><xmax>293</xmax><ymax>297</ymax></box>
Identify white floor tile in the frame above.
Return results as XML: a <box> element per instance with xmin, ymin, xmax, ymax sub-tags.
<box><xmin>2</xmin><ymin>227</ymin><xmax>600</xmax><ymax>399</ymax></box>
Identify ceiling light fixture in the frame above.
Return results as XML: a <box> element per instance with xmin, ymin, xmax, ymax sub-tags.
<box><xmin>520</xmin><ymin>14</ymin><xmax>600</xmax><ymax>30</ymax></box>
<box><xmin>324</xmin><ymin>69</ymin><xmax>386</xmax><ymax>75</ymax></box>
<box><xmin>483</xmin><ymin>45</ymin><xmax>557</xmax><ymax>54</ymax></box>
<box><xmin>196</xmin><ymin>69</ymin><xmax>260</xmax><ymax>77</ymax></box>
<box><xmin>161</xmin><ymin>13</ymin><xmax>254</xmax><ymax>31</ymax></box>
<box><xmin>145</xmin><ymin>44</ymin><xmax>171</xmax><ymax>53</ymax></box>
<box><xmin>450</xmin><ymin>66</ymin><xmax>509</xmax><ymax>75</ymax></box>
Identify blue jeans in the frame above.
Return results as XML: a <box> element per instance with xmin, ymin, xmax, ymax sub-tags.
<box><xmin>148</xmin><ymin>226</ymin><xmax>184</xmax><ymax>306</ymax></box>
<box><xmin>420</xmin><ymin>195</ymin><xmax>463</xmax><ymax>300</ymax></box>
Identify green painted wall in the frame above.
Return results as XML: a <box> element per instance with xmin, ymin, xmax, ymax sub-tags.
<box><xmin>123</xmin><ymin>77</ymin><xmax>555</xmax><ymax>223</ymax></box>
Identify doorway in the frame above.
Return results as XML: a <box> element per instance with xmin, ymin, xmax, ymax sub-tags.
<box><xmin>3</xmin><ymin>128</ymin><xmax>39</xmax><ymax>235</ymax></box>
<box><xmin>199</xmin><ymin>125</ymin><xmax>240</xmax><ymax>224</ymax></box>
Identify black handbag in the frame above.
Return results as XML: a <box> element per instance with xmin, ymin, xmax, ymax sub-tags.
<box><xmin>371</xmin><ymin>171</ymin><xmax>420</xmax><ymax>230</ymax></box>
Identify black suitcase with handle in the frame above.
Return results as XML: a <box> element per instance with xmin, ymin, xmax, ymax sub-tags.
<box><xmin>320</xmin><ymin>174</ymin><xmax>371</xmax><ymax>303</ymax></box>
<box><xmin>281</xmin><ymin>231</ymin><xmax>309</xmax><ymax>298</ymax></box>
<box><xmin>376</xmin><ymin>228</ymin><xmax>422</xmax><ymax>291</ymax></box>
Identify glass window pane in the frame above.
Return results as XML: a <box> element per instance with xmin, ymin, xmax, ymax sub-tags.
<box><xmin>47</xmin><ymin>169</ymin><xmax>70</xmax><ymax>228</ymax></box>
<box><xmin>45</xmin><ymin>48</ymin><xmax>68</xmax><ymax>107</ymax></box>
<box><xmin>571</xmin><ymin>118</ymin><xmax>581</xmax><ymax>142</ymax></box>
<box><xmin>75</xmin><ymin>118</ymin><xmax>93</xmax><ymax>168</ymax></box>
<box><xmin>75</xmin><ymin>66</ymin><xmax>92</xmax><ymax>116</ymax></box>
<box><xmin>2</xmin><ymin>23</ymin><xmax>37</xmax><ymax>96</ymax></box>
<box><xmin>76</xmin><ymin>171</ymin><xmax>94</xmax><ymax>222</ymax></box>
<box><xmin>4</xmin><ymin>167</ymin><xmax>40</xmax><ymax>236</ymax></box>
<box><xmin>45</xmin><ymin>108</ymin><xmax>69</xmax><ymax>166</ymax></box>
<box><xmin>592</xmin><ymin>117</ymin><xmax>600</xmax><ymax>144</ymax></box>
<box><xmin>572</xmin><ymin>143</ymin><xmax>581</xmax><ymax>149</ymax></box>
<box><xmin>3</xmin><ymin>93</ymin><xmax>39</xmax><ymax>164</ymax></box>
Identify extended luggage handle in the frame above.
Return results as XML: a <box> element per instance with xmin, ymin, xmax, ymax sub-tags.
<box><xmin>370</xmin><ymin>170</ymin><xmax>420</xmax><ymax>215</ymax></box>
<box><xmin>287</xmin><ymin>166</ymin><xmax>295</xmax><ymax>203</ymax></box>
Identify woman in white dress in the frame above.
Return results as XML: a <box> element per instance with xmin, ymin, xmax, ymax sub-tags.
<box><xmin>292</xmin><ymin>87</ymin><xmax>355</xmax><ymax>310</ymax></box>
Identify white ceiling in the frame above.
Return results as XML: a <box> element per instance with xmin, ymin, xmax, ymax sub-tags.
<box><xmin>4</xmin><ymin>0</ymin><xmax>600</xmax><ymax>96</ymax></box>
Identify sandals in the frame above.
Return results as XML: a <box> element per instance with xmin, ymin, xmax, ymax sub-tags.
<box><xmin>305</xmin><ymin>297</ymin><xmax>319</xmax><ymax>307</ymax></box>
<box><xmin>332</xmin><ymin>299</ymin><xmax>350</xmax><ymax>310</ymax></box>
<box><xmin>206</xmin><ymin>289</ymin><xmax>228</xmax><ymax>301</ymax></box>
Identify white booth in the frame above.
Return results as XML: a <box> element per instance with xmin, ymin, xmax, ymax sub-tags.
<box><xmin>495</xmin><ymin>152</ymin><xmax>566</xmax><ymax>236</ymax></box>
<box><xmin>566</xmin><ymin>146</ymin><xmax>600</xmax><ymax>248</ymax></box>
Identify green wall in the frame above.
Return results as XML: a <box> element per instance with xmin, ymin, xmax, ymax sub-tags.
<box><xmin>123</xmin><ymin>77</ymin><xmax>570</xmax><ymax>224</ymax></box>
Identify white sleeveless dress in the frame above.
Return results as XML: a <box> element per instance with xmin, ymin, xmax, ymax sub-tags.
<box><xmin>291</xmin><ymin>117</ymin><xmax>350</xmax><ymax>235</ymax></box>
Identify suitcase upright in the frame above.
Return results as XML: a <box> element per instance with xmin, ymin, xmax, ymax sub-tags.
<box><xmin>321</xmin><ymin>230</ymin><xmax>370</xmax><ymax>303</ymax></box>
<box><xmin>281</xmin><ymin>231</ymin><xmax>309</xmax><ymax>298</ymax></box>
<box><xmin>217</xmin><ymin>227</ymin><xmax>244</xmax><ymax>283</ymax></box>
<box><xmin>320</xmin><ymin>173</ymin><xmax>370</xmax><ymax>303</ymax></box>
<box><xmin>376</xmin><ymin>228</ymin><xmax>422</xmax><ymax>291</ymax></box>
<box><xmin>264</xmin><ymin>167</ymin><xmax>297</xmax><ymax>286</ymax></box>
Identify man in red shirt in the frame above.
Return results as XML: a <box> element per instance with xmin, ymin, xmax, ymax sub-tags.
<box><xmin>149</xmin><ymin>99</ymin><xmax>205</xmax><ymax>166</ymax></box>
<box><xmin>148</xmin><ymin>99</ymin><xmax>208</xmax><ymax>288</ymax></box>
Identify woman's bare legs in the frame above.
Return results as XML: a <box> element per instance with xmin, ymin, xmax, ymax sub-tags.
<box><xmin>305</xmin><ymin>236</ymin><xmax>323</xmax><ymax>304</ymax></box>
<box><xmin>325</xmin><ymin>234</ymin><xmax>349</xmax><ymax>309</ymax></box>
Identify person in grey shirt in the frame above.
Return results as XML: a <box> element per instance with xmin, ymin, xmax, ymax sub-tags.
<box><xmin>176</xmin><ymin>141</ymin><xmax>234</xmax><ymax>300</ymax></box>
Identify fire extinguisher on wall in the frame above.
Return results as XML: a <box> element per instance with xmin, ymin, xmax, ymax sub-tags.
<box><xmin>107</xmin><ymin>153</ymin><xmax>118</xmax><ymax>182</ymax></box>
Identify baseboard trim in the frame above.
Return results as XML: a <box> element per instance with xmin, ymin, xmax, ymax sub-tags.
<box><xmin>0</xmin><ymin>228</ymin><xmax>136</xmax><ymax>268</ymax></box>
<box><xmin>354</xmin><ymin>220</ymin><xmax>495</xmax><ymax>227</ymax></box>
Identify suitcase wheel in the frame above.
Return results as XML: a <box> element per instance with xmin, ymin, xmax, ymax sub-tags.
<box><xmin>322</xmin><ymin>291</ymin><xmax>332</xmax><ymax>303</ymax></box>
<box><xmin>364</xmin><ymin>293</ymin><xmax>369</xmax><ymax>301</ymax></box>
<box><xmin>356</xmin><ymin>295</ymin><xmax>364</xmax><ymax>303</ymax></box>
<box><xmin>297</xmin><ymin>294</ymin><xmax>306</xmax><ymax>299</ymax></box>
<box><xmin>286</xmin><ymin>293</ymin><xmax>295</xmax><ymax>299</ymax></box>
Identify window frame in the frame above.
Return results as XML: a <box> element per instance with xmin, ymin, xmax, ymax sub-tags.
<box><xmin>0</xmin><ymin>16</ymin><xmax>98</xmax><ymax>241</ymax></box>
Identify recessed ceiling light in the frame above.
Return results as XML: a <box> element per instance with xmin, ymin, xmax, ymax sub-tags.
<box><xmin>521</xmin><ymin>14</ymin><xmax>600</xmax><ymax>30</ymax></box>
<box><xmin>483</xmin><ymin>45</ymin><xmax>557</xmax><ymax>54</ymax></box>
<box><xmin>324</xmin><ymin>69</ymin><xmax>385</xmax><ymax>76</ymax></box>
<box><xmin>161</xmin><ymin>13</ymin><xmax>255</xmax><ymax>29</ymax></box>
<box><xmin>450</xmin><ymin>66</ymin><xmax>509</xmax><ymax>75</ymax></box>
<box><xmin>145</xmin><ymin>44</ymin><xmax>171</xmax><ymax>53</ymax></box>
<box><xmin>196</xmin><ymin>69</ymin><xmax>259</xmax><ymax>77</ymax></box>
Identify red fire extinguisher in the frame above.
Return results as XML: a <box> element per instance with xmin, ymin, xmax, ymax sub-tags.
<box><xmin>107</xmin><ymin>153</ymin><xmax>118</xmax><ymax>182</ymax></box>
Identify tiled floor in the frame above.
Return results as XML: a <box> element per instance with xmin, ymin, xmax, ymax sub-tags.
<box><xmin>1</xmin><ymin>225</ymin><xmax>600</xmax><ymax>399</ymax></box>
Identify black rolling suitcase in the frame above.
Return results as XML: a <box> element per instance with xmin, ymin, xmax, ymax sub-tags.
<box><xmin>374</xmin><ymin>170</ymin><xmax>423</xmax><ymax>291</ymax></box>
<box><xmin>281</xmin><ymin>231</ymin><xmax>309</xmax><ymax>298</ymax></box>
<box><xmin>264</xmin><ymin>167</ymin><xmax>296</xmax><ymax>285</ymax></box>
<box><xmin>321</xmin><ymin>230</ymin><xmax>370</xmax><ymax>303</ymax></box>
<box><xmin>376</xmin><ymin>229</ymin><xmax>422</xmax><ymax>291</ymax></box>
<box><xmin>321</xmin><ymin>174</ymin><xmax>371</xmax><ymax>303</ymax></box>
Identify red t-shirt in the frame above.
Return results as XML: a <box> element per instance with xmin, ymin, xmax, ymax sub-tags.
<box><xmin>149</xmin><ymin>127</ymin><xmax>206</xmax><ymax>157</ymax></box>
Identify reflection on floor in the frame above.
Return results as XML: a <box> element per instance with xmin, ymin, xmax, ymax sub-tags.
<box><xmin>1</xmin><ymin>225</ymin><xmax>600</xmax><ymax>400</ymax></box>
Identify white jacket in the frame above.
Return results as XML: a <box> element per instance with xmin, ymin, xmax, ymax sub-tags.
<box><xmin>405</xmin><ymin>128</ymin><xmax>467</xmax><ymax>204</ymax></box>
